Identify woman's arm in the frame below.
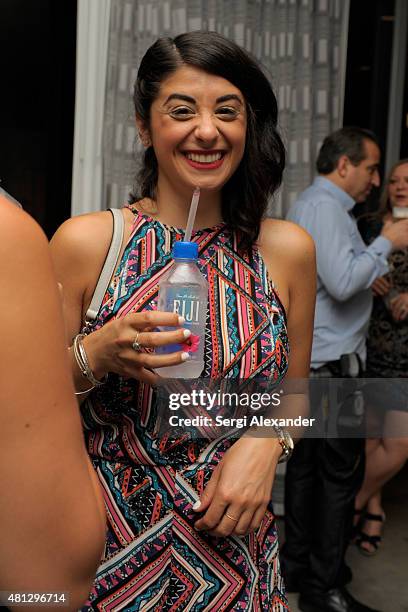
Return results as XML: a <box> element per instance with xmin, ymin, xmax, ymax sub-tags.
<box><xmin>263</xmin><ymin>219</ymin><xmax>316</xmax><ymax>379</ymax></box>
<box><xmin>50</xmin><ymin>212</ymin><xmax>194</xmax><ymax>392</ymax></box>
<box><xmin>193</xmin><ymin>220</ymin><xmax>316</xmax><ymax>537</ymax></box>
<box><xmin>0</xmin><ymin>198</ymin><xmax>105</xmax><ymax>608</ymax></box>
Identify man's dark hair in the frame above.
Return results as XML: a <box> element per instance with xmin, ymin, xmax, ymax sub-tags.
<box><xmin>316</xmin><ymin>126</ymin><xmax>379</xmax><ymax>175</ymax></box>
<box><xmin>132</xmin><ymin>30</ymin><xmax>285</xmax><ymax>252</ymax></box>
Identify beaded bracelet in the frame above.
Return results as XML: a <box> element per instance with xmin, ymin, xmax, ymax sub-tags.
<box><xmin>72</xmin><ymin>333</ymin><xmax>108</xmax><ymax>389</ymax></box>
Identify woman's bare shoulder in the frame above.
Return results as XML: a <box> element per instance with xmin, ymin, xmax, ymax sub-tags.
<box><xmin>1</xmin><ymin>195</ymin><xmax>44</xmax><ymax>242</ymax></box>
<box><xmin>50</xmin><ymin>210</ymin><xmax>114</xmax><ymax>263</ymax></box>
<box><xmin>258</xmin><ymin>218</ymin><xmax>315</xmax><ymax>265</ymax></box>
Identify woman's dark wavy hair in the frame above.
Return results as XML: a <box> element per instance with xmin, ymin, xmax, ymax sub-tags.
<box><xmin>132</xmin><ymin>31</ymin><xmax>285</xmax><ymax>252</ymax></box>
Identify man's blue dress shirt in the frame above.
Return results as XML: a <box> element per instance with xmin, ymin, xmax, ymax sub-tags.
<box><xmin>287</xmin><ymin>176</ymin><xmax>392</xmax><ymax>367</ymax></box>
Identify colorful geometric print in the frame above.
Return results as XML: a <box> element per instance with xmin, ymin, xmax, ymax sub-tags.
<box><xmin>80</xmin><ymin>208</ymin><xmax>290</xmax><ymax>611</ymax></box>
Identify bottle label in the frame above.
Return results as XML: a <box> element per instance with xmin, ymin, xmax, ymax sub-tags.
<box><xmin>163</xmin><ymin>288</ymin><xmax>202</xmax><ymax>323</ymax></box>
<box><xmin>157</xmin><ymin>286</ymin><xmax>204</xmax><ymax>357</ymax></box>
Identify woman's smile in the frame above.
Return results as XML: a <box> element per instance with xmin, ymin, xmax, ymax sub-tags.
<box><xmin>144</xmin><ymin>66</ymin><xmax>247</xmax><ymax>198</ymax></box>
<box><xmin>182</xmin><ymin>149</ymin><xmax>226</xmax><ymax>170</ymax></box>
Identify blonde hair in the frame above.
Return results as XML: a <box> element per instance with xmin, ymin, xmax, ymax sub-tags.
<box><xmin>379</xmin><ymin>158</ymin><xmax>408</xmax><ymax>217</ymax></box>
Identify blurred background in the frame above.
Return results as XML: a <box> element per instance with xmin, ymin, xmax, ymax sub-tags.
<box><xmin>0</xmin><ymin>0</ymin><xmax>406</xmax><ymax>236</ymax></box>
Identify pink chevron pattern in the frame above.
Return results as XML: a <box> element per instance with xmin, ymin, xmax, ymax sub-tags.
<box><xmin>80</xmin><ymin>207</ymin><xmax>290</xmax><ymax>610</ymax></box>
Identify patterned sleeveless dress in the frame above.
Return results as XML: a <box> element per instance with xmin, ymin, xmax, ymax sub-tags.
<box><xmin>81</xmin><ymin>206</ymin><xmax>290</xmax><ymax>611</ymax></box>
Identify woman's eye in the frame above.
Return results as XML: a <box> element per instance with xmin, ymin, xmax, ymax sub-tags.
<box><xmin>168</xmin><ymin>106</ymin><xmax>195</xmax><ymax>119</ymax></box>
<box><xmin>215</xmin><ymin>107</ymin><xmax>240</xmax><ymax>120</ymax></box>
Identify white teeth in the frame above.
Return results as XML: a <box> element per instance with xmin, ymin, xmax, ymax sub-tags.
<box><xmin>186</xmin><ymin>152</ymin><xmax>222</xmax><ymax>163</ymax></box>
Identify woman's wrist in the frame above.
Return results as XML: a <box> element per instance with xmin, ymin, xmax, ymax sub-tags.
<box><xmin>69</xmin><ymin>346</ymin><xmax>94</xmax><ymax>394</ymax></box>
<box><xmin>240</xmin><ymin>433</ymin><xmax>283</xmax><ymax>461</ymax></box>
<box><xmin>70</xmin><ymin>333</ymin><xmax>108</xmax><ymax>394</ymax></box>
<box><xmin>81</xmin><ymin>332</ymin><xmax>108</xmax><ymax>381</ymax></box>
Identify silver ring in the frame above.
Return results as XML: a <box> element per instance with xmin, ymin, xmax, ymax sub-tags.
<box><xmin>132</xmin><ymin>331</ymin><xmax>143</xmax><ymax>352</ymax></box>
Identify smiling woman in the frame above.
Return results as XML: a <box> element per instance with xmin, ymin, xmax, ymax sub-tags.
<box><xmin>50</xmin><ymin>31</ymin><xmax>316</xmax><ymax>611</ymax></box>
<box><xmin>355</xmin><ymin>159</ymin><xmax>408</xmax><ymax>557</ymax></box>
<box><xmin>137</xmin><ymin>65</ymin><xmax>247</xmax><ymax>212</ymax></box>
<box><xmin>132</xmin><ymin>32</ymin><xmax>286</xmax><ymax>252</ymax></box>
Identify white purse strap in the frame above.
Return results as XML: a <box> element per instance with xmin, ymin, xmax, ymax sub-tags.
<box><xmin>83</xmin><ymin>208</ymin><xmax>125</xmax><ymax>330</ymax></box>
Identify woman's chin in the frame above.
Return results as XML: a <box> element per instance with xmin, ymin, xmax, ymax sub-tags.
<box><xmin>181</xmin><ymin>179</ymin><xmax>224</xmax><ymax>194</ymax></box>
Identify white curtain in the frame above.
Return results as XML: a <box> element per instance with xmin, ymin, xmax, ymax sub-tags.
<box><xmin>71</xmin><ymin>0</ymin><xmax>111</xmax><ymax>216</ymax></box>
<box><xmin>73</xmin><ymin>0</ymin><xmax>350</xmax><ymax>217</ymax></box>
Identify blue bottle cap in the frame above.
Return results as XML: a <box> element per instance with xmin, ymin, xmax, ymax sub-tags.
<box><xmin>172</xmin><ymin>241</ymin><xmax>198</xmax><ymax>260</ymax></box>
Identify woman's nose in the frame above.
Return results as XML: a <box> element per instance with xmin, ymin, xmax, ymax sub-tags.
<box><xmin>194</xmin><ymin>113</ymin><xmax>219</xmax><ymax>142</ymax></box>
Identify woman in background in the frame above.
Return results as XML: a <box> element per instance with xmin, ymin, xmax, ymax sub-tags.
<box><xmin>355</xmin><ymin>159</ymin><xmax>408</xmax><ymax>555</ymax></box>
<box><xmin>0</xmin><ymin>195</ymin><xmax>105</xmax><ymax>609</ymax></box>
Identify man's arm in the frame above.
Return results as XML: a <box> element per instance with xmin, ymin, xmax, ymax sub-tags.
<box><xmin>293</xmin><ymin>200</ymin><xmax>390</xmax><ymax>302</ymax></box>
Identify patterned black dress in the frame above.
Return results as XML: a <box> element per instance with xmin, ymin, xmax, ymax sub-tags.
<box><xmin>361</xmin><ymin>217</ymin><xmax>408</xmax><ymax>378</ymax></box>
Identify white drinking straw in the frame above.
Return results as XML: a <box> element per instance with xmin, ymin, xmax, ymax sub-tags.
<box><xmin>184</xmin><ymin>187</ymin><xmax>201</xmax><ymax>243</ymax></box>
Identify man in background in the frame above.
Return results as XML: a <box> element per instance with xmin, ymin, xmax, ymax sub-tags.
<box><xmin>281</xmin><ymin>126</ymin><xmax>408</xmax><ymax>612</ymax></box>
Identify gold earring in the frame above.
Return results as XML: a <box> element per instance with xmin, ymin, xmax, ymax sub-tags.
<box><xmin>140</xmin><ymin>134</ymin><xmax>151</xmax><ymax>148</ymax></box>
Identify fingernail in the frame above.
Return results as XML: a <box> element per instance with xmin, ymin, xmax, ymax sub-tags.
<box><xmin>192</xmin><ymin>500</ymin><xmax>201</xmax><ymax>510</ymax></box>
<box><xmin>181</xmin><ymin>352</ymin><xmax>190</xmax><ymax>361</ymax></box>
<box><xmin>178</xmin><ymin>316</ymin><xmax>185</xmax><ymax>325</ymax></box>
<box><xmin>183</xmin><ymin>329</ymin><xmax>191</xmax><ymax>338</ymax></box>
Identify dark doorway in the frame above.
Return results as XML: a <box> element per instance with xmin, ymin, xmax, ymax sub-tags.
<box><xmin>343</xmin><ymin>0</ymin><xmax>396</xmax><ymax>171</ymax></box>
<box><xmin>401</xmin><ymin>39</ymin><xmax>408</xmax><ymax>159</ymax></box>
<box><xmin>0</xmin><ymin>0</ymin><xmax>77</xmax><ymax>238</ymax></box>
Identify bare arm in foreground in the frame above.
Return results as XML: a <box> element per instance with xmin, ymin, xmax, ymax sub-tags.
<box><xmin>0</xmin><ymin>197</ymin><xmax>105</xmax><ymax>610</ymax></box>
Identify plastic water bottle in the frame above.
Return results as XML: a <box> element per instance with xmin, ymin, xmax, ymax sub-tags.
<box><xmin>156</xmin><ymin>241</ymin><xmax>208</xmax><ymax>378</ymax></box>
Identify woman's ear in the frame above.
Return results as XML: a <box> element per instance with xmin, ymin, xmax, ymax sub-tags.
<box><xmin>136</xmin><ymin>117</ymin><xmax>151</xmax><ymax>148</ymax></box>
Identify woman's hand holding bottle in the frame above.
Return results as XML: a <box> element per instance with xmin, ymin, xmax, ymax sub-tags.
<box><xmin>78</xmin><ymin>312</ymin><xmax>191</xmax><ymax>386</ymax></box>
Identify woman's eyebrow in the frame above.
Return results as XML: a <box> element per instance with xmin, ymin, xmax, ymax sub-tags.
<box><xmin>163</xmin><ymin>93</ymin><xmax>243</xmax><ymax>105</ymax></box>
<box><xmin>164</xmin><ymin>94</ymin><xmax>196</xmax><ymax>104</ymax></box>
<box><xmin>216</xmin><ymin>94</ymin><xmax>243</xmax><ymax>104</ymax></box>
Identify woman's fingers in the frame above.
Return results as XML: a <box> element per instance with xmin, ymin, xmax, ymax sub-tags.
<box><xmin>371</xmin><ymin>275</ymin><xmax>391</xmax><ymax>296</ymax></box>
<box><xmin>119</xmin><ymin>349</ymin><xmax>189</xmax><ymax>378</ymax></box>
<box><xmin>232</xmin><ymin>509</ymin><xmax>257</xmax><ymax>536</ymax></box>
<box><xmin>194</xmin><ymin>494</ymin><xmax>228</xmax><ymax>533</ymax></box>
<box><xmin>135</xmin><ymin>327</ymin><xmax>191</xmax><ymax>348</ymax></box>
<box><xmin>248</xmin><ymin>505</ymin><xmax>268</xmax><ymax>534</ymax></box>
<box><xmin>194</xmin><ymin>493</ymin><xmax>260</xmax><ymax>537</ymax></box>
<box><xmin>389</xmin><ymin>295</ymin><xmax>408</xmax><ymax>321</ymax></box>
<box><xmin>372</xmin><ymin>277</ymin><xmax>390</xmax><ymax>295</ymax></box>
<box><xmin>134</xmin><ymin>367</ymin><xmax>160</xmax><ymax>386</ymax></box>
<box><xmin>127</xmin><ymin>311</ymin><xmax>184</xmax><ymax>330</ymax></box>
<box><xmin>192</xmin><ymin>464</ymin><xmax>221</xmax><ymax>518</ymax></box>
<box><xmin>137</xmin><ymin>350</ymin><xmax>190</xmax><ymax>369</ymax></box>
<box><xmin>214</xmin><ymin>508</ymin><xmax>253</xmax><ymax>538</ymax></box>
<box><xmin>212</xmin><ymin>501</ymin><xmax>266</xmax><ymax>537</ymax></box>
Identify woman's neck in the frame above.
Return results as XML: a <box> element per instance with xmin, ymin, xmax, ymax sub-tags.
<box><xmin>153</xmin><ymin>181</ymin><xmax>223</xmax><ymax>230</ymax></box>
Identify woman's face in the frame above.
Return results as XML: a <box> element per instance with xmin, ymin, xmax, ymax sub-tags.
<box><xmin>388</xmin><ymin>162</ymin><xmax>408</xmax><ymax>208</ymax></box>
<box><xmin>143</xmin><ymin>65</ymin><xmax>247</xmax><ymax>196</ymax></box>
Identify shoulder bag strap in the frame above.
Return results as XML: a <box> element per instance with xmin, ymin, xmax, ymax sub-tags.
<box><xmin>83</xmin><ymin>207</ymin><xmax>125</xmax><ymax>330</ymax></box>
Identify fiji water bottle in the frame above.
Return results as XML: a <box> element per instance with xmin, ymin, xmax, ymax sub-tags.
<box><xmin>156</xmin><ymin>241</ymin><xmax>208</xmax><ymax>378</ymax></box>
